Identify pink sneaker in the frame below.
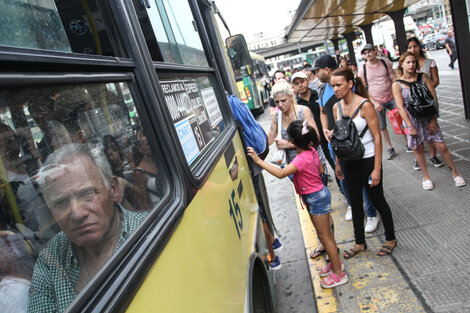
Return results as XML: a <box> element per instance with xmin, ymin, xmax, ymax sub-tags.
<box><xmin>319</xmin><ymin>262</ymin><xmax>345</xmax><ymax>278</ymax></box>
<box><xmin>320</xmin><ymin>271</ymin><xmax>349</xmax><ymax>289</ymax></box>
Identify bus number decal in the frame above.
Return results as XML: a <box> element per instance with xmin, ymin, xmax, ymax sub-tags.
<box><xmin>229</xmin><ymin>189</ymin><xmax>243</xmax><ymax>239</ymax></box>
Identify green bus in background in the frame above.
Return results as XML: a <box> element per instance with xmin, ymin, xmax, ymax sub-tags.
<box><xmin>226</xmin><ymin>35</ymin><xmax>269</xmax><ymax>114</ymax></box>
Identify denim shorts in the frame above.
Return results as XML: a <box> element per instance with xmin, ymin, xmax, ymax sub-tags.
<box><xmin>377</xmin><ymin>99</ymin><xmax>396</xmax><ymax>130</ymax></box>
<box><xmin>301</xmin><ymin>186</ymin><xmax>331</xmax><ymax>216</ymax></box>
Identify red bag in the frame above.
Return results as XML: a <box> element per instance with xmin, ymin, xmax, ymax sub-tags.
<box><xmin>387</xmin><ymin>107</ymin><xmax>405</xmax><ymax>135</ymax></box>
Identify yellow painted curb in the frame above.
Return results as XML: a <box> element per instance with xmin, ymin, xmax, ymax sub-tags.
<box><xmin>294</xmin><ymin>190</ymin><xmax>339</xmax><ymax>313</ymax></box>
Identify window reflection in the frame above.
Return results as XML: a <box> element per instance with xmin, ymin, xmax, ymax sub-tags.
<box><xmin>0</xmin><ymin>82</ymin><xmax>166</xmax><ymax>312</ymax></box>
<box><xmin>133</xmin><ymin>0</ymin><xmax>208</xmax><ymax>66</ymax></box>
<box><xmin>0</xmin><ymin>0</ymin><xmax>118</xmax><ymax>56</ymax></box>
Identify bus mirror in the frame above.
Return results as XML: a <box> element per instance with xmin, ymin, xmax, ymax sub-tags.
<box><xmin>225</xmin><ymin>34</ymin><xmax>253</xmax><ymax>76</ymax></box>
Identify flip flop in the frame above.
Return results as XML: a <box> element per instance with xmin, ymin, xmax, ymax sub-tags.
<box><xmin>310</xmin><ymin>246</ymin><xmax>326</xmax><ymax>259</ymax></box>
<box><xmin>377</xmin><ymin>240</ymin><xmax>397</xmax><ymax>256</ymax></box>
<box><xmin>343</xmin><ymin>244</ymin><xmax>367</xmax><ymax>259</ymax></box>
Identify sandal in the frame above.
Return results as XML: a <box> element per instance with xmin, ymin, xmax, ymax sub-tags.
<box><xmin>320</xmin><ymin>271</ymin><xmax>349</xmax><ymax>289</ymax></box>
<box><xmin>319</xmin><ymin>262</ymin><xmax>344</xmax><ymax>278</ymax></box>
<box><xmin>377</xmin><ymin>240</ymin><xmax>397</xmax><ymax>256</ymax></box>
<box><xmin>343</xmin><ymin>244</ymin><xmax>367</xmax><ymax>259</ymax></box>
<box><xmin>310</xmin><ymin>246</ymin><xmax>325</xmax><ymax>259</ymax></box>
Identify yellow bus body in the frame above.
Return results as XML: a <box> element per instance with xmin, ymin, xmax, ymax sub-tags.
<box><xmin>127</xmin><ymin>134</ymin><xmax>262</xmax><ymax>312</ymax></box>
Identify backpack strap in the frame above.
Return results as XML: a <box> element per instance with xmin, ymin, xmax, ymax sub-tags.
<box><xmin>337</xmin><ymin>101</ymin><xmax>344</xmax><ymax>119</ymax></box>
<box><xmin>363</xmin><ymin>59</ymin><xmax>389</xmax><ymax>89</ymax></box>
<box><xmin>363</xmin><ymin>63</ymin><xmax>367</xmax><ymax>89</ymax></box>
<box><xmin>318</xmin><ymin>84</ymin><xmax>326</xmax><ymax>106</ymax></box>
<box><xmin>351</xmin><ymin>99</ymin><xmax>369</xmax><ymax>138</ymax></box>
<box><xmin>417</xmin><ymin>72</ymin><xmax>424</xmax><ymax>83</ymax></box>
<box><xmin>380</xmin><ymin>59</ymin><xmax>388</xmax><ymax>72</ymax></box>
<box><xmin>396</xmin><ymin>79</ymin><xmax>411</xmax><ymax>87</ymax></box>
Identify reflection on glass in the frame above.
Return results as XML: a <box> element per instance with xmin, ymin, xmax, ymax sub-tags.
<box><xmin>0</xmin><ymin>0</ymin><xmax>117</xmax><ymax>56</ymax></box>
<box><xmin>0</xmin><ymin>82</ymin><xmax>167</xmax><ymax>312</ymax></box>
<box><xmin>136</xmin><ymin>0</ymin><xmax>208</xmax><ymax>65</ymax></box>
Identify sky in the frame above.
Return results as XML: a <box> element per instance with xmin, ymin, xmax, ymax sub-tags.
<box><xmin>214</xmin><ymin>0</ymin><xmax>301</xmax><ymax>41</ymax></box>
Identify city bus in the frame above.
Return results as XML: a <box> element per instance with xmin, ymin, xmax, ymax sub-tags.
<box><xmin>0</xmin><ymin>0</ymin><xmax>275</xmax><ymax>312</ymax></box>
<box><xmin>226</xmin><ymin>36</ymin><xmax>269</xmax><ymax>114</ymax></box>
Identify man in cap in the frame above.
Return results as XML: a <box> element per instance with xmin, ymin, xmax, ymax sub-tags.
<box><xmin>302</xmin><ymin>64</ymin><xmax>320</xmax><ymax>92</ymax></box>
<box><xmin>291</xmin><ymin>71</ymin><xmax>334</xmax><ymax>171</ymax></box>
<box><xmin>358</xmin><ymin>43</ymin><xmax>402</xmax><ymax>160</ymax></box>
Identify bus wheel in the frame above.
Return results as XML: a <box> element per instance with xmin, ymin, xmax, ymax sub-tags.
<box><xmin>251</xmin><ymin>260</ymin><xmax>274</xmax><ymax>313</ymax></box>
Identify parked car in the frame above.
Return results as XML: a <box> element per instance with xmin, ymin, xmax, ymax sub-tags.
<box><xmin>424</xmin><ymin>33</ymin><xmax>447</xmax><ymax>50</ymax></box>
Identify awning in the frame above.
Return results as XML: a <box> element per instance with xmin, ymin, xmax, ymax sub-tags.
<box><xmin>285</xmin><ymin>0</ymin><xmax>421</xmax><ymax>44</ymax></box>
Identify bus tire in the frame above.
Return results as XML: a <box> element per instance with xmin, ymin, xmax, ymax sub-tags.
<box><xmin>251</xmin><ymin>257</ymin><xmax>274</xmax><ymax>313</ymax></box>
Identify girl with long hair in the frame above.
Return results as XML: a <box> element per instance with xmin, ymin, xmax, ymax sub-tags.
<box><xmin>330</xmin><ymin>67</ymin><xmax>397</xmax><ymax>258</ymax></box>
<box><xmin>406</xmin><ymin>37</ymin><xmax>443</xmax><ymax>169</ymax></box>
<box><xmin>392</xmin><ymin>52</ymin><xmax>465</xmax><ymax>189</ymax></box>
<box><xmin>247</xmin><ymin>120</ymin><xmax>348</xmax><ymax>288</ymax></box>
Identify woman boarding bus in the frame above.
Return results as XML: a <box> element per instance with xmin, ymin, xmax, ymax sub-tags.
<box><xmin>0</xmin><ymin>1</ymin><xmax>275</xmax><ymax>312</ymax></box>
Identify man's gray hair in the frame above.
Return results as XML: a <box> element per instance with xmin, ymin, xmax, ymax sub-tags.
<box><xmin>272</xmin><ymin>80</ymin><xmax>294</xmax><ymax>99</ymax></box>
<box><xmin>37</xmin><ymin>143</ymin><xmax>113</xmax><ymax>191</ymax></box>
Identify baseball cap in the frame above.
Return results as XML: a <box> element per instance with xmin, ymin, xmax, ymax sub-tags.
<box><xmin>361</xmin><ymin>43</ymin><xmax>375</xmax><ymax>54</ymax></box>
<box><xmin>312</xmin><ymin>55</ymin><xmax>338</xmax><ymax>71</ymax></box>
<box><xmin>291</xmin><ymin>71</ymin><xmax>308</xmax><ymax>82</ymax></box>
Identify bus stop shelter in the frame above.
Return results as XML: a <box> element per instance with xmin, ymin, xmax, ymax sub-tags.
<box><xmin>285</xmin><ymin>0</ymin><xmax>470</xmax><ymax>119</ymax></box>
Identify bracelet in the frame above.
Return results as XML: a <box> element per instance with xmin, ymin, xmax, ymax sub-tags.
<box><xmin>408</xmin><ymin>125</ymin><xmax>414</xmax><ymax>129</ymax></box>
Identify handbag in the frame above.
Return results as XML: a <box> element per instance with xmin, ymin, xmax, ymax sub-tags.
<box><xmin>270</xmin><ymin>111</ymin><xmax>286</xmax><ymax>166</ymax></box>
<box><xmin>387</xmin><ymin>107</ymin><xmax>405</xmax><ymax>135</ymax></box>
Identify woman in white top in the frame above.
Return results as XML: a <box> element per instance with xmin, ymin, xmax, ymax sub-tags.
<box><xmin>329</xmin><ymin>67</ymin><xmax>397</xmax><ymax>258</ymax></box>
<box><xmin>407</xmin><ymin>37</ymin><xmax>443</xmax><ymax>169</ymax></box>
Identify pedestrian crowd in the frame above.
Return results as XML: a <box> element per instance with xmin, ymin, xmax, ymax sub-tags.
<box><xmin>245</xmin><ymin>34</ymin><xmax>465</xmax><ymax>289</ymax></box>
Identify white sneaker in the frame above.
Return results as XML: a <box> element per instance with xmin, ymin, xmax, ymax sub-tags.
<box><xmin>365</xmin><ymin>216</ymin><xmax>379</xmax><ymax>233</ymax></box>
<box><xmin>423</xmin><ymin>179</ymin><xmax>434</xmax><ymax>190</ymax></box>
<box><xmin>345</xmin><ymin>206</ymin><xmax>352</xmax><ymax>221</ymax></box>
<box><xmin>454</xmin><ymin>175</ymin><xmax>466</xmax><ymax>187</ymax></box>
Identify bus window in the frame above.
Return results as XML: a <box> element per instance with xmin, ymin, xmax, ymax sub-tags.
<box><xmin>134</xmin><ymin>0</ymin><xmax>208</xmax><ymax>66</ymax></box>
<box><xmin>160</xmin><ymin>76</ymin><xmax>225</xmax><ymax>165</ymax></box>
<box><xmin>0</xmin><ymin>82</ymin><xmax>168</xmax><ymax>312</ymax></box>
<box><xmin>0</xmin><ymin>0</ymin><xmax>119</xmax><ymax>56</ymax></box>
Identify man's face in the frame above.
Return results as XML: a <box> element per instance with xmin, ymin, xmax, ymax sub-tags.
<box><xmin>316</xmin><ymin>67</ymin><xmax>329</xmax><ymax>83</ymax></box>
<box><xmin>362</xmin><ymin>49</ymin><xmax>377</xmax><ymax>62</ymax></box>
<box><xmin>292</xmin><ymin>78</ymin><xmax>308</xmax><ymax>94</ymax></box>
<box><xmin>274</xmin><ymin>72</ymin><xmax>286</xmax><ymax>83</ymax></box>
<box><xmin>43</xmin><ymin>154</ymin><xmax>118</xmax><ymax>248</ymax></box>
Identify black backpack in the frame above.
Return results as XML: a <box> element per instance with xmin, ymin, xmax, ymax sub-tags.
<box><xmin>331</xmin><ymin>100</ymin><xmax>369</xmax><ymax>161</ymax></box>
<box><xmin>397</xmin><ymin>73</ymin><xmax>436</xmax><ymax>118</ymax></box>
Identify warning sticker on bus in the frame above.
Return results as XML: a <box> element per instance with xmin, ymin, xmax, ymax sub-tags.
<box><xmin>200</xmin><ymin>87</ymin><xmax>222</xmax><ymax>128</ymax></box>
<box><xmin>161</xmin><ymin>79</ymin><xmax>214</xmax><ymax>164</ymax></box>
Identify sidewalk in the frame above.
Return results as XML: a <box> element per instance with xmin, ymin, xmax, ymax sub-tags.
<box><xmin>296</xmin><ymin>70</ymin><xmax>470</xmax><ymax>313</ymax></box>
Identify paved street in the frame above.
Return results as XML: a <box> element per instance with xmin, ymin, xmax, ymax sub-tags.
<box><xmin>257</xmin><ymin>57</ymin><xmax>469</xmax><ymax>312</ymax></box>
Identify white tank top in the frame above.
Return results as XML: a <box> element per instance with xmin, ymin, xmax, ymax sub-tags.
<box><xmin>337</xmin><ymin>99</ymin><xmax>375</xmax><ymax>158</ymax></box>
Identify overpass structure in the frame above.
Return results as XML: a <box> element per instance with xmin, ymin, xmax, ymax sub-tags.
<box><xmin>284</xmin><ymin>0</ymin><xmax>470</xmax><ymax>119</ymax></box>
<box><xmin>252</xmin><ymin>41</ymin><xmax>324</xmax><ymax>59</ymax></box>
